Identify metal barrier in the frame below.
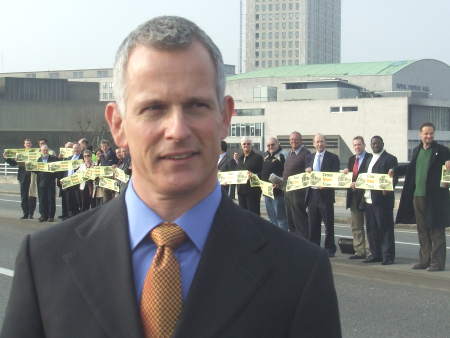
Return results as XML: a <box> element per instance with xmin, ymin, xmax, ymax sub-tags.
<box><xmin>0</xmin><ymin>163</ymin><xmax>18</xmax><ymax>176</ymax></box>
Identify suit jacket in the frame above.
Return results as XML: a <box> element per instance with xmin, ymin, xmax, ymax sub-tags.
<box><xmin>306</xmin><ymin>150</ymin><xmax>340</xmax><ymax>205</ymax></box>
<box><xmin>5</xmin><ymin>158</ymin><xmax>29</xmax><ymax>183</ymax></box>
<box><xmin>217</xmin><ymin>153</ymin><xmax>236</xmax><ymax>172</ymax></box>
<box><xmin>36</xmin><ymin>155</ymin><xmax>59</xmax><ymax>188</ymax></box>
<box><xmin>395</xmin><ymin>142</ymin><xmax>450</xmax><ymax>228</ymax></box>
<box><xmin>2</xmin><ymin>192</ymin><xmax>341</xmax><ymax>338</ymax></box>
<box><xmin>236</xmin><ymin>150</ymin><xmax>263</xmax><ymax>195</ymax></box>
<box><xmin>345</xmin><ymin>152</ymin><xmax>373</xmax><ymax>209</ymax></box>
<box><xmin>368</xmin><ymin>151</ymin><xmax>398</xmax><ymax>209</ymax></box>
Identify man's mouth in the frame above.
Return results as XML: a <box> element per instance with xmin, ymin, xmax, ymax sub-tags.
<box><xmin>160</xmin><ymin>152</ymin><xmax>199</xmax><ymax>160</ymax></box>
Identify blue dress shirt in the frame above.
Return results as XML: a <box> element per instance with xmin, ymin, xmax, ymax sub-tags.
<box><xmin>125</xmin><ymin>180</ymin><xmax>221</xmax><ymax>302</ymax></box>
<box><xmin>356</xmin><ymin>151</ymin><xmax>366</xmax><ymax>170</ymax></box>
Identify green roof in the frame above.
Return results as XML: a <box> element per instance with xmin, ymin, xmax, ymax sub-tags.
<box><xmin>228</xmin><ymin>60</ymin><xmax>417</xmax><ymax>81</ymax></box>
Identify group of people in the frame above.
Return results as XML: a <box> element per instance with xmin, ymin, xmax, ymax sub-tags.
<box><xmin>219</xmin><ymin>124</ymin><xmax>449</xmax><ymax>271</ymax></box>
<box><xmin>3</xmin><ymin>137</ymin><xmax>131</xmax><ymax>223</ymax></box>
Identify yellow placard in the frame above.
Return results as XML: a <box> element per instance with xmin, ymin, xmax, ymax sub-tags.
<box><xmin>15</xmin><ymin>152</ymin><xmax>41</xmax><ymax>162</ymax></box>
<box><xmin>286</xmin><ymin>172</ymin><xmax>352</xmax><ymax>191</ymax></box>
<box><xmin>59</xmin><ymin>147</ymin><xmax>74</xmax><ymax>158</ymax></box>
<box><xmin>355</xmin><ymin>173</ymin><xmax>394</xmax><ymax>191</ymax></box>
<box><xmin>286</xmin><ymin>173</ymin><xmax>311</xmax><ymax>192</ymax></box>
<box><xmin>36</xmin><ymin>162</ymin><xmax>50</xmax><ymax>172</ymax></box>
<box><xmin>99</xmin><ymin>166</ymin><xmax>114</xmax><ymax>177</ymax></box>
<box><xmin>217</xmin><ymin>170</ymin><xmax>249</xmax><ymax>185</ymax></box>
<box><xmin>114</xmin><ymin>168</ymin><xmax>130</xmax><ymax>183</ymax></box>
<box><xmin>25</xmin><ymin>161</ymin><xmax>38</xmax><ymax>171</ymax></box>
<box><xmin>99</xmin><ymin>177</ymin><xmax>120</xmax><ymax>192</ymax></box>
<box><xmin>249</xmin><ymin>173</ymin><xmax>261</xmax><ymax>187</ymax></box>
<box><xmin>259</xmin><ymin>180</ymin><xmax>274</xmax><ymax>199</ymax></box>
<box><xmin>441</xmin><ymin>165</ymin><xmax>450</xmax><ymax>184</ymax></box>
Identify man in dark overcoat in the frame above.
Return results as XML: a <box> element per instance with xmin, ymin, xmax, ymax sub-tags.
<box><xmin>392</xmin><ymin>122</ymin><xmax>450</xmax><ymax>271</ymax></box>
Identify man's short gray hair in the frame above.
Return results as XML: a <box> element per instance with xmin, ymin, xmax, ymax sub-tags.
<box><xmin>113</xmin><ymin>16</ymin><xmax>225</xmax><ymax>116</ymax></box>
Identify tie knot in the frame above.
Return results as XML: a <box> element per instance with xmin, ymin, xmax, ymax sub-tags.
<box><xmin>151</xmin><ymin>223</ymin><xmax>186</xmax><ymax>249</ymax></box>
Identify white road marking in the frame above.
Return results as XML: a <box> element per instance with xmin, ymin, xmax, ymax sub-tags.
<box><xmin>335</xmin><ymin>224</ymin><xmax>450</xmax><ymax>237</ymax></box>
<box><xmin>0</xmin><ymin>198</ymin><xmax>61</xmax><ymax>207</ymax></box>
<box><xmin>0</xmin><ymin>267</ymin><xmax>14</xmax><ymax>277</ymax></box>
<box><xmin>332</xmin><ymin>234</ymin><xmax>450</xmax><ymax>250</ymax></box>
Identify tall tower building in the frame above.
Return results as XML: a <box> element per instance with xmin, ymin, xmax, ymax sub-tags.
<box><xmin>244</xmin><ymin>0</ymin><xmax>341</xmax><ymax>72</ymax></box>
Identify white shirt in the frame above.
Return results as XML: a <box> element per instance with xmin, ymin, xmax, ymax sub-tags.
<box><xmin>364</xmin><ymin>150</ymin><xmax>384</xmax><ymax>204</ymax></box>
<box><xmin>68</xmin><ymin>153</ymin><xmax>81</xmax><ymax>176</ymax></box>
<box><xmin>217</xmin><ymin>152</ymin><xmax>226</xmax><ymax>166</ymax></box>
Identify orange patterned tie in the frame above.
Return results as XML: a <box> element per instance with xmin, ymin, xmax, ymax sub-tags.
<box><xmin>140</xmin><ymin>222</ymin><xmax>187</xmax><ymax>338</ymax></box>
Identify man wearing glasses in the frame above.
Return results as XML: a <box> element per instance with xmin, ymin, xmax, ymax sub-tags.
<box><xmin>261</xmin><ymin>137</ymin><xmax>288</xmax><ymax>230</ymax></box>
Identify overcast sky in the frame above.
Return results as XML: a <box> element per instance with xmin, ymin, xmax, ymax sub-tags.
<box><xmin>1</xmin><ymin>0</ymin><xmax>449</xmax><ymax>72</ymax></box>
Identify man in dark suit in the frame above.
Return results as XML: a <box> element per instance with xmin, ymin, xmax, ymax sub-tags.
<box><xmin>35</xmin><ymin>144</ymin><xmax>58</xmax><ymax>222</ymax></box>
<box><xmin>63</xmin><ymin>143</ymin><xmax>82</xmax><ymax>218</ymax></box>
<box><xmin>2</xmin><ymin>16</ymin><xmax>341</xmax><ymax>338</ymax></box>
<box><xmin>3</xmin><ymin>138</ymin><xmax>36</xmax><ymax>219</ymax></box>
<box><xmin>344</xmin><ymin>136</ymin><xmax>373</xmax><ymax>259</ymax></box>
<box><xmin>305</xmin><ymin>134</ymin><xmax>340</xmax><ymax>257</ymax></box>
<box><xmin>235</xmin><ymin>137</ymin><xmax>264</xmax><ymax>215</ymax></box>
<box><xmin>99</xmin><ymin>139</ymin><xmax>118</xmax><ymax>202</ymax></box>
<box><xmin>392</xmin><ymin>122</ymin><xmax>450</xmax><ymax>271</ymax></box>
<box><xmin>363</xmin><ymin>136</ymin><xmax>398</xmax><ymax>265</ymax></box>
<box><xmin>217</xmin><ymin>140</ymin><xmax>236</xmax><ymax>198</ymax></box>
<box><xmin>283</xmin><ymin>131</ymin><xmax>312</xmax><ymax>238</ymax></box>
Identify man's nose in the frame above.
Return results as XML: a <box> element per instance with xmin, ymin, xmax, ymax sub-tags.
<box><xmin>164</xmin><ymin>108</ymin><xmax>192</xmax><ymax>141</ymax></box>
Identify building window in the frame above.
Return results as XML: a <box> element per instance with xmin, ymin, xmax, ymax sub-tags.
<box><xmin>330</xmin><ymin>107</ymin><xmax>341</xmax><ymax>113</ymax></box>
<box><xmin>73</xmin><ymin>71</ymin><xmax>84</xmax><ymax>78</ymax></box>
<box><xmin>255</xmin><ymin>42</ymin><xmax>260</xmax><ymax>48</ymax></box>
<box><xmin>342</xmin><ymin>106</ymin><xmax>358</xmax><ymax>112</ymax></box>
<box><xmin>255</xmin><ymin>61</ymin><xmax>259</xmax><ymax>67</ymax></box>
<box><xmin>255</xmin><ymin>51</ymin><xmax>260</xmax><ymax>58</ymax></box>
<box><xmin>255</xmin><ymin>33</ymin><xmax>260</xmax><ymax>39</ymax></box>
<box><xmin>97</xmin><ymin>70</ymin><xmax>109</xmax><ymax>78</ymax></box>
<box><xmin>234</xmin><ymin>109</ymin><xmax>265</xmax><ymax>116</ymax></box>
<box><xmin>256</xmin><ymin>14</ymin><xmax>260</xmax><ymax>20</ymax></box>
<box><xmin>255</xmin><ymin>23</ymin><xmax>260</xmax><ymax>30</ymax></box>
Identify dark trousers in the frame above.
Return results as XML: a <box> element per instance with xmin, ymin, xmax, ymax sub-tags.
<box><xmin>285</xmin><ymin>189</ymin><xmax>309</xmax><ymax>238</ymax></box>
<box><xmin>60</xmin><ymin>187</ymin><xmax>68</xmax><ymax>218</ymax></box>
<box><xmin>238</xmin><ymin>188</ymin><xmax>261</xmax><ymax>216</ymax></box>
<box><xmin>365</xmin><ymin>203</ymin><xmax>395</xmax><ymax>262</ymax></box>
<box><xmin>413</xmin><ymin>197</ymin><xmax>446</xmax><ymax>269</ymax></box>
<box><xmin>19</xmin><ymin>175</ymin><xmax>36</xmax><ymax>217</ymax></box>
<box><xmin>38</xmin><ymin>184</ymin><xmax>56</xmax><ymax>219</ymax></box>
<box><xmin>80</xmin><ymin>184</ymin><xmax>95</xmax><ymax>212</ymax></box>
<box><xmin>308</xmin><ymin>189</ymin><xmax>336</xmax><ymax>253</ymax></box>
<box><xmin>64</xmin><ymin>185</ymin><xmax>81</xmax><ymax>217</ymax></box>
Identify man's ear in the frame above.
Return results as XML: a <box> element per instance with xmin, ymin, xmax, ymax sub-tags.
<box><xmin>105</xmin><ymin>102</ymin><xmax>128</xmax><ymax>148</ymax></box>
<box><xmin>220</xmin><ymin>95</ymin><xmax>234</xmax><ymax>140</ymax></box>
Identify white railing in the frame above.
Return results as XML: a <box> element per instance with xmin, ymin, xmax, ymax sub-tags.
<box><xmin>0</xmin><ymin>163</ymin><xmax>18</xmax><ymax>176</ymax></box>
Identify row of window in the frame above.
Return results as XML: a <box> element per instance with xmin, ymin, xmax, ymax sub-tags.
<box><xmin>229</xmin><ymin>123</ymin><xmax>263</xmax><ymax>137</ymax></box>
<box><xmin>256</xmin><ymin>40</ymin><xmax>301</xmax><ymax>50</ymax></box>
<box><xmin>255</xmin><ymin>59</ymin><xmax>300</xmax><ymax>67</ymax></box>
<box><xmin>255</xmin><ymin>31</ymin><xmax>300</xmax><ymax>41</ymax></box>
<box><xmin>25</xmin><ymin>70</ymin><xmax>111</xmax><ymax>80</ymax></box>
<box><xmin>330</xmin><ymin>106</ymin><xmax>358</xmax><ymax>113</ymax></box>
<box><xmin>235</xmin><ymin>108</ymin><xmax>265</xmax><ymax>116</ymax></box>
<box><xmin>256</xmin><ymin>49</ymin><xmax>300</xmax><ymax>58</ymax></box>
<box><xmin>256</xmin><ymin>12</ymin><xmax>300</xmax><ymax>21</ymax></box>
<box><xmin>255</xmin><ymin>3</ymin><xmax>300</xmax><ymax>13</ymax></box>
<box><xmin>101</xmin><ymin>92</ymin><xmax>114</xmax><ymax>100</ymax></box>
<box><xmin>256</xmin><ymin>21</ymin><xmax>301</xmax><ymax>31</ymax></box>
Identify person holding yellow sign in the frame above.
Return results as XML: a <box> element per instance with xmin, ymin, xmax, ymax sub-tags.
<box><xmin>2</xmin><ymin>138</ymin><xmax>37</xmax><ymax>219</ymax></box>
<box><xmin>305</xmin><ymin>134</ymin><xmax>340</xmax><ymax>257</ymax></box>
<box><xmin>363</xmin><ymin>136</ymin><xmax>398</xmax><ymax>265</ymax></box>
<box><xmin>392</xmin><ymin>122</ymin><xmax>450</xmax><ymax>271</ymax></box>
<box><xmin>35</xmin><ymin>144</ymin><xmax>58</xmax><ymax>222</ymax></box>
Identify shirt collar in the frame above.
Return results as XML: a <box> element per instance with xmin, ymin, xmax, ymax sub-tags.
<box><xmin>292</xmin><ymin>145</ymin><xmax>303</xmax><ymax>155</ymax></box>
<box><xmin>126</xmin><ymin>179</ymin><xmax>221</xmax><ymax>253</ymax></box>
<box><xmin>356</xmin><ymin>151</ymin><xmax>366</xmax><ymax>160</ymax></box>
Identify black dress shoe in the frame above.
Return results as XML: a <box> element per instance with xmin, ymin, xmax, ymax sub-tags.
<box><xmin>412</xmin><ymin>263</ymin><xmax>429</xmax><ymax>270</ymax></box>
<box><xmin>427</xmin><ymin>266</ymin><xmax>444</xmax><ymax>272</ymax></box>
<box><xmin>382</xmin><ymin>259</ymin><xmax>394</xmax><ymax>265</ymax></box>
<box><xmin>349</xmin><ymin>255</ymin><xmax>365</xmax><ymax>260</ymax></box>
<box><xmin>38</xmin><ymin>217</ymin><xmax>48</xmax><ymax>222</ymax></box>
<box><xmin>29</xmin><ymin>215</ymin><xmax>34</xmax><ymax>219</ymax></box>
<box><xmin>48</xmin><ymin>218</ymin><xmax>55</xmax><ymax>222</ymax></box>
<box><xmin>20</xmin><ymin>215</ymin><xmax>28</xmax><ymax>219</ymax></box>
<box><xmin>363</xmin><ymin>256</ymin><xmax>382</xmax><ymax>263</ymax></box>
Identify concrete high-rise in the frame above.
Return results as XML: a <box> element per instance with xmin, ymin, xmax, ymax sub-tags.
<box><xmin>243</xmin><ymin>0</ymin><xmax>341</xmax><ymax>72</ymax></box>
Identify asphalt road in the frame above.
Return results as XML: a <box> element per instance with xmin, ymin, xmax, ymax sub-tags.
<box><xmin>0</xmin><ymin>192</ymin><xmax>449</xmax><ymax>337</ymax></box>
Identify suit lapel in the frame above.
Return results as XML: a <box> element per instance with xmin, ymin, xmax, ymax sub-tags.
<box><xmin>63</xmin><ymin>195</ymin><xmax>144</xmax><ymax>338</ymax></box>
<box><xmin>175</xmin><ymin>197</ymin><xmax>271</xmax><ymax>338</ymax></box>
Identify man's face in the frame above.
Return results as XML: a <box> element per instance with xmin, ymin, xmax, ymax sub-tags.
<box><xmin>314</xmin><ymin>135</ymin><xmax>326</xmax><ymax>153</ymax></box>
<box><xmin>106</xmin><ymin>42</ymin><xmax>233</xmax><ymax>198</ymax></box>
<box><xmin>289</xmin><ymin>133</ymin><xmax>301</xmax><ymax>150</ymax></box>
<box><xmin>73</xmin><ymin>144</ymin><xmax>81</xmax><ymax>155</ymax></box>
<box><xmin>420</xmin><ymin>126</ymin><xmax>434</xmax><ymax>146</ymax></box>
<box><xmin>100</xmin><ymin>143</ymin><xmax>109</xmax><ymax>153</ymax></box>
<box><xmin>371</xmin><ymin>137</ymin><xmax>384</xmax><ymax>154</ymax></box>
<box><xmin>266</xmin><ymin>139</ymin><xmax>278</xmax><ymax>154</ymax></box>
<box><xmin>241</xmin><ymin>141</ymin><xmax>252</xmax><ymax>155</ymax></box>
<box><xmin>24</xmin><ymin>140</ymin><xmax>32</xmax><ymax>148</ymax></box>
<box><xmin>39</xmin><ymin>141</ymin><xmax>46</xmax><ymax>148</ymax></box>
<box><xmin>40</xmin><ymin>145</ymin><xmax>49</xmax><ymax>156</ymax></box>
<box><xmin>353</xmin><ymin>139</ymin><xmax>365</xmax><ymax>155</ymax></box>
<box><xmin>116</xmin><ymin>148</ymin><xmax>123</xmax><ymax>160</ymax></box>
